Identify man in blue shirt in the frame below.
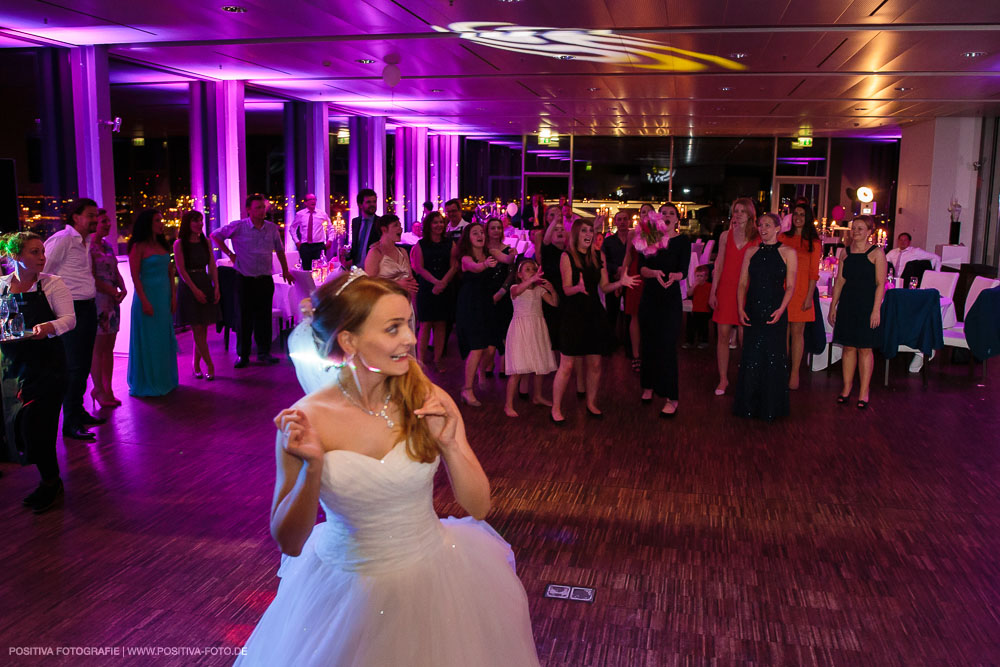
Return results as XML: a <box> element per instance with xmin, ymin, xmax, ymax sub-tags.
<box><xmin>211</xmin><ymin>195</ymin><xmax>293</xmax><ymax>368</ymax></box>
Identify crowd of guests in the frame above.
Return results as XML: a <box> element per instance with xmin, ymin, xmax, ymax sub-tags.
<box><xmin>346</xmin><ymin>191</ymin><xmax>888</xmax><ymax>426</ymax></box>
<box><xmin>2</xmin><ymin>189</ymin><xmax>891</xmax><ymax>514</ymax></box>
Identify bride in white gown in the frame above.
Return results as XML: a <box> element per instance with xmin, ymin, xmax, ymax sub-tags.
<box><xmin>236</xmin><ymin>268</ymin><xmax>539</xmax><ymax>667</ymax></box>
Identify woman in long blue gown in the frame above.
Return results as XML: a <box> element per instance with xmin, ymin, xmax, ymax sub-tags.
<box><xmin>127</xmin><ymin>209</ymin><xmax>178</xmax><ymax>396</ymax></box>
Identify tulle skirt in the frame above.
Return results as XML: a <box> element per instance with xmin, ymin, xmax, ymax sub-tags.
<box><xmin>235</xmin><ymin>517</ymin><xmax>540</xmax><ymax>667</ymax></box>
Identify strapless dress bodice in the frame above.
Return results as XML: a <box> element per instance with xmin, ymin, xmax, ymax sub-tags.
<box><xmin>313</xmin><ymin>442</ymin><xmax>445</xmax><ymax>574</ymax></box>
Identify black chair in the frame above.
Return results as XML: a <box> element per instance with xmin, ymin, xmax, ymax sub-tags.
<box><xmin>899</xmin><ymin>259</ymin><xmax>933</xmax><ymax>289</ymax></box>
<box><xmin>216</xmin><ymin>265</ymin><xmax>240</xmax><ymax>351</ymax></box>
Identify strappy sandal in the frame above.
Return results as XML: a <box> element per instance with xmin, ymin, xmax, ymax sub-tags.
<box><xmin>631</xmin><ymin>358</ymin><xmax>641</xmax><ymax>373</ymax></box>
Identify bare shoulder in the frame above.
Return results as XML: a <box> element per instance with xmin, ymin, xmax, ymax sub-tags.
<box><xmin>778</xmin><ymin>245</ymin><xmax>796</xmax><ymax>259</ymax></box>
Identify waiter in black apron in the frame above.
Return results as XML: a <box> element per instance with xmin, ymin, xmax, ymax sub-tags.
<box><xmin>0</xmin><ymin>231</ymin><xmax>74</xmax><ymax>514</ymax></box>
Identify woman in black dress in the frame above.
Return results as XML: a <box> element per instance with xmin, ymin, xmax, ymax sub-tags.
<box><xmin>455</xmin><ymin>222</ymin><xmax>500</xmax><ymax>407</ymax></box>
<box><xmin>410</xmin><ymin>211</ymin><xmax>457</xmax><ymax>372</ymax></box>
<box><xmin>174</xmin><ymin>210</ymin><xmax>221</xmax><ymax>380</ymax></box>
<box><xmin>828</xmin><ymin>215</ymin><xmax>887</xmax><ymax>408</ymax></box>
<box><xmin>481</xmin><ymin>217</ymin><xmax>516</xmax><ymax>377</ymax></box>
<box><xmin>637</xmin><ymin>204</ymin><xmax>691</xmax><ymax>417</ymax></box>
<box><xmin>550</xmin><ymin>219</ymin><xmax>638</xmax><ymax>423</ymax></box>
<box><xmin>733</xmin><ymin>213</ymin><xmax>798</xmax><ymax>421</ymax></box>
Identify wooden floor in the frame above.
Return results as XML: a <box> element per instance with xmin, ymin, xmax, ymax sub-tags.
<box><xmin>2</xmin><ymin>331</ymin><xmax>999</xmax><ymax>666</ymax></box>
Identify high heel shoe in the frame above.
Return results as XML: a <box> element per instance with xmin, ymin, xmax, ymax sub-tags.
<box><xmin>204</xmin><ymin>364</ymin><xmax>215</xmax><ymax>381</ymax></box>
<box><xmin>90</xmin><ymin>390</ymin><xmax>121</xmax><ymax>409</ymax></box>
<box><xmin>460</xmin><ymin>388</ymin><xmax>481</xmax><ymax>407</ymax></box>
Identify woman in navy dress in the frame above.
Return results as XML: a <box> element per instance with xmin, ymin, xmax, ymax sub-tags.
<box><xmin>454</xmin><ymin>222</ymin><xmax>500</xmax><ymax>407</ymax></box>
<box><xmin>637</xmin><ymin>204</ymin><xmax>690</xmax><ymax>417</ymax></box>
<box><xmin>828</xmin><ymin>215</ymin><xmax>887</xmax><ymax>408</ymax></box>
<box><xmin>733</xmin><ymin>213</ymin><xmax>798</xmax><ymax>421</ymax></box>
<box><xmin>550</xmin><ymin>219</ymin><xmax>637</xmax><ymax>423</ymax></box>
<box><xmin>410</xmin><ymin>211</ymin><xmax>457</xmax><ymax>372</ymax></box>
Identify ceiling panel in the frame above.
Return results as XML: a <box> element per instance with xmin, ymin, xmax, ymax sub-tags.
<box><xmin>3</xmin><ymin>0</ymin><xmax>1000</xmax><ymax>136</ymax></box>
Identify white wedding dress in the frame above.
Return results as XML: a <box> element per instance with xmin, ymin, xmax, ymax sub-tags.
<box><xmin>235</xmin><ymin>440</ymin><xmax>540</xmax><ymax>666</ymax></box>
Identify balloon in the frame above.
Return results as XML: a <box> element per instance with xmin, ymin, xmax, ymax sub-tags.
<box><xmin>506</xmin><ymin>202</ymin><xmax>519</xmax><ymax>217</ymax></box>
<box><xmin>382</xmin><ymin>64</ymin><xmax>401</xmax><ymax>88</ymax></box>
<box><xmin>831</xmin><ymin>205</ymin><xmax>846</xmax><ymax>222</ymax></box>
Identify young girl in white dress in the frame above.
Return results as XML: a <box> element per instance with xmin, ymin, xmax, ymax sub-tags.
<box><xmin>236</xmin><ymin>269</ymin><xmax>539</xmax><ymax>666</ymax></box>
<box><xmin>503</xmin><ymin>258</ymin><xmax>558</xmax><ymax>417</ymax></box>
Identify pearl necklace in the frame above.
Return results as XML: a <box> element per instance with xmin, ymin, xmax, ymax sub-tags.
<box><xmin>337</xmin><ymin>375</ymin><xmax>395</xmax><ymax>429</ymax></box>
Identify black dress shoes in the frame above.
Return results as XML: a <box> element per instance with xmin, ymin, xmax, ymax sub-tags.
<box><xmin>234</xmin><ymin>357</ymin><xmax>250</xmax><ymax>368</ymax></box>
<box><xmin>78</xmin><ymin>412</ymin><xmax>106</xmax><ymax>426</ymax></box>
<box><xmin>62</xmin><ymin>427</ymin><xmax>96</xmax><ymax>441</ymax></box>
<box><xmin>258</xmin><ymin>354</ymin><xmax>280</xmax><ymax>365</ymax></box>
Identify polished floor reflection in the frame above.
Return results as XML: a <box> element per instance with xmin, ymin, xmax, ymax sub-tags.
<box><xmin>1</xmin><ymin>333</ymin><xmax>998</xmax><ymax>666</ymax></box>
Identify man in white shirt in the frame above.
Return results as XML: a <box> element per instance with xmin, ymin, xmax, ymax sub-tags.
<box><xmin>288</xmin><ymin>193</ymin><xmax>331</xmax><ymax>270</ymax></box>
<box><xmin>43</xmin><ymin>198</ymin><xmax>105</xmax><ymax>441</ymax></box>
<box><xmin>443</xmin><ymin>198</ymin><xmax>468</xmax><ymax>243</ymax></box>
<box><xmin>211</xmin><ymin>194</ymin><xmax>292</xmax><ymax>368</ymax></box>
<box><xmin>886</xmin><ymin>233</ymin><xmax>940</xmax><ymax>277</ymax></box>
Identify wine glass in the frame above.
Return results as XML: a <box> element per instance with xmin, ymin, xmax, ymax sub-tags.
<box><xmin>8</xmin><ymin>312</ymin><xmax>24</xmax><ymax>338</ymax></box>
<box><xmin>0</xmin><ymin>298</ymin><xmax>9</xmax><ymax>337</ymax></box>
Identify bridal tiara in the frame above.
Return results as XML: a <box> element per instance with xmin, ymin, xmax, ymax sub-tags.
<box><xmin>335</xmin><ymin>265</ymin><xmax>367</xmax><ymax>296</ymax></box>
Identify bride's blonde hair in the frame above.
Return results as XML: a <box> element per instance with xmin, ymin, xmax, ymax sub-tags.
<box><xmin>311</xmin><ymin>274</ymin><xmax>437</xmax><ymax>463</ymax></box>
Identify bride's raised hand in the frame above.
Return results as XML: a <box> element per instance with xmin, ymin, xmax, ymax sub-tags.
<box><xmin>414</xmin><ymin>391</ymin><xmax>459</xmax><ymax>450</ymax></box>
<box><xmin>274</xmin><ymin>408</ymin><xmax>325</xmax><ymax>464</ymax></box>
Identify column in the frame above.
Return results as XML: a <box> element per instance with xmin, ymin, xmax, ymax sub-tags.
<box><xmin>68</xmin><ymin>45</ymin><xmax>116</xmax><ymax>238</ymax></box>
<box><xmin>897</xmin><ymin>117</ymin><xmax>982</xmax><ymax>251</ymax></box>
<box><xmin>190</xmin><ymin>80</ymin><xmax>246</xmax><ymax>232</ymax></box>
<box><xmin>284</xmin><ymin>102</ymin><xmax>331</xmax><ymax>245</ymax></box>
<box><xmin>348</xmin><ymin>116</ymin><xmax>387</xmax><ymax>228</ymax></box>
<box><xmin>393</xmin><ymin>126</ymin><xmax>428</xmax><ymax>229</ymax></box>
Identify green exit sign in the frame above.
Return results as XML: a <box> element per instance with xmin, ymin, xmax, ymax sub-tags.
<box><xmin>799</xmin><ymin>137</ymin><xmax>813</xmax><ymax>147</ymax></box>
<box><xmin>538</xmin><ymin>136</ymin><xmax>551</xmax><ymax>145</ymax></box>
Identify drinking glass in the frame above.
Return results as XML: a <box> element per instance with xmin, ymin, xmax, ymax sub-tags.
<box><xmin>909</xmin><ymin>277</ymin><xmax>919</xmax><ymax>289</ymax></box>
<box><xmin>8</xmin><ymin>313</ymin><xmax>24</xmax><ymax>337</ymax></box>
<box><xmin>0</xmin><ymin>298</ymin><xmax>9</xmax><ymax>336</ymax></box>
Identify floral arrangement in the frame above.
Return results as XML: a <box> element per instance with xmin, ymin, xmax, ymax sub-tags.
<box><xmin>632</xmin><ymin>211</ymin><xmax>671</xmax><ymax>256</ymax></box>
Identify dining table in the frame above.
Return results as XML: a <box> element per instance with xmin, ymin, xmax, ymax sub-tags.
<box><xmin>809</xmin><ymin>285</ymin><xmax>954</xmax><ymax>372</ymax></box>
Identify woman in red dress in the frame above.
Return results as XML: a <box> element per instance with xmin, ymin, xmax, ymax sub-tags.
<box><xmin>780</xmin><ymin>202</ymin><xmax>822</xmax><ymax>389</ymax></box>
<box><xmin>709</xmin><ymin>198</ymin><xmax>759</xmax><ymax>395</ymax></box>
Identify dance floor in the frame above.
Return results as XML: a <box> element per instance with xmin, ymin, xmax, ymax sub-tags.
<box><xmin>2</xmin><ymin>332</ymin><xmax>999</xmax><ymax>666</ymax></box>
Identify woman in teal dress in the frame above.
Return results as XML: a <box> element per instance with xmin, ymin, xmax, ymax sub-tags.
<box><xmin>127</xmin><ymin>209</ymin><xmax>178</xmax><ymax>396</ymax></box>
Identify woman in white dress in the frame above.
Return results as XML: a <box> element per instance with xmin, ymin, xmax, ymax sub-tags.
<box><xmin>236</xmin><ymin>268</ymin><xmax>539</xmax><ymax>667</ymax></box>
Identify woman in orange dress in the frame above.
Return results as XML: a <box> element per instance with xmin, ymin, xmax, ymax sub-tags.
<box><xmin>622</xmin><ymin>204</ymin><xmax>654</xmax><ymax>371</ymax></box>
<box><xmin>709</xmin><ymin>198</ymin><xmax>758</xmax><ymax>395</ymax></box>
<box><xmin>780</xmin><ymin>202</ymin><xmax>822</xmax><ymax>390</ymax></box>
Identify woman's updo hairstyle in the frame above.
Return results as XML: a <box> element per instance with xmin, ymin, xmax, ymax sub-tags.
<box><xmin>0</xmin><ymin>231</ymin><xmax>42</xmax><ymax>258</ymax></box>
<box><xmin>310</xmin><ymin>272</ymin><xmax>437</xmax><ymax>463</ymax></box>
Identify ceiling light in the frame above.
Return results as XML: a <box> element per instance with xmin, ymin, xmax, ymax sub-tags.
<box><xmin>855</xmin><ymin>107</ymin><xmax>868</xmax><ymax>111</ymax></box>
<box><xmin>894</xmin><ymin>87</ymin><xmax>912</xmax><ymax>91</ymax></box>
<box><xmin>720</xmin><ymin>87</ymin><xmax>731</xmax><ymax>92</ymax></box>
<box><xmin>588</xmin><ymin>87</ymin><xmax>599</xmax><ymax>92</ymax></box>
<box><xmin>559</xmin><ymin>55</ymin><xmax>574</xmax><ymax>60</ymax></box>
<box><xmin>729</xmin><ymin>53</ymin><xmax>748</xmax><ymax>59</ymax></box>
<box><xmin>430</xmin><ymin>88</ymin><xmax>443</xmax><ymax>93</ymax></box>
<box><xmin>963</xmin><ymin>51</ymin><xmax>987</xmax><ymax>58</ymax></box>
<box><xmin>356</xmin><ymin>58</ymin><xmax>375</xmax><ymax>64</ymax></box>
<box><xmin>221</xmin><ymin>5</ymin><xmax>247</xmax><ymax>12</ymax></box>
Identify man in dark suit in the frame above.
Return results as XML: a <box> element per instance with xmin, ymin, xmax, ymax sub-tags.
<box><xmin>342</xmin><ymin>188</ymin><xmax>381</xmax><ymax>268</ymax></box>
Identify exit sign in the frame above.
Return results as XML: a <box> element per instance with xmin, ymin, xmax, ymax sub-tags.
<box><xmin>799</xmin><ymin>137</ymin><xmax>813</xmax><ymax>147</ymax></box>
<box><xmin>538</xmin><ymin>136</ymin><xmax>551</xmax><ymax>145</ymax></box>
